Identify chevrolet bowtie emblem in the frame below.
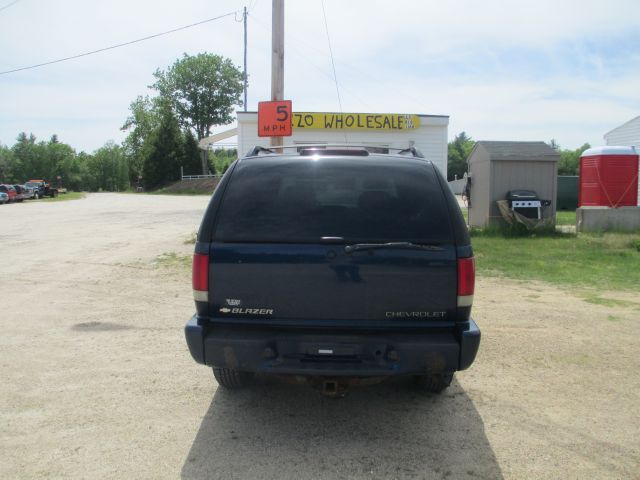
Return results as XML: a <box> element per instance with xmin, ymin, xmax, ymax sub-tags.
<box><xmin>219</xmin><ymin>307</ymin><xmax>231</xmax><ymax>313</ymax></box>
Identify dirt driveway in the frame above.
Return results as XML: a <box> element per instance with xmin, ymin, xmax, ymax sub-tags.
<box><xmin>1</xmin><ymin>193</ymin><xmax>638</xmax><ymax>479</ymax></box>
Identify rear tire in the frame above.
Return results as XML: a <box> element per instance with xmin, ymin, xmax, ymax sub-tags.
<box><xmin>212</xmin><ymin>367</ymin><xmax>253</xmax><ymax>389</ymax></box>
<box><xmin>414</xmin><ymin>373</ymin><xmax>453</xmax><ymax>393</ymax></box>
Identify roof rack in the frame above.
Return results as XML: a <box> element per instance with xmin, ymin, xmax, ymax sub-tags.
<box><xmin>245</xmin><ymin>144</ymin><xmax>425</xmax><ymax>158</ymax></box>
<box><xmin>396</xmin><ymin>146</ymin><xmax>424</xmax><ymax>158</ymax></box>
<box><xmin>246</xmin><ymin>146</ymin><xmax>277</xmax><ymax>157</ymax></box>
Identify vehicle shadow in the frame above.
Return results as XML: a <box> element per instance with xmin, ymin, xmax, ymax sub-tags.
<box><xmin>181</xmin><ymin>376</ymin><xmax>502</xmax><ymax>480</ymax></box>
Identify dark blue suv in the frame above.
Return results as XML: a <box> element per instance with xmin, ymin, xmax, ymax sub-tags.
<box><xmin>185</xmin><ymin>146</ymin><xmax>480</xmax><ymax>394</ymax></box>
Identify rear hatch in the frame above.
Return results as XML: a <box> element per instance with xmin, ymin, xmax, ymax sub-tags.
<box><xmin>208</xmin><ymin>156</ymin><xmax>459</xmax><ymax>326</ymax></box>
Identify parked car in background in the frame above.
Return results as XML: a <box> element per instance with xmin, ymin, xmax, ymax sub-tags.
<box><xmin>0</xmin><ymin>191</ymin><xmax>8</xmax><ymax>204</ymax></box>
<box><xmin>0</xmin><ymin>184</ymin><xmax>17</xmax><ymax>203</ymax></box>
<box><xmin>12</xmin><ymin>185</ymin><xmax>29</xmax><ymax>202</ymax></box>
<box><xmin>24</xmin><ymin>180</ymin><xmax>58</xmax><ymax>198</ymax></box>
<box><xmin>15</xmin><ymin>185</ymin><xmax>36</xmax><ymax>200</ymax></box>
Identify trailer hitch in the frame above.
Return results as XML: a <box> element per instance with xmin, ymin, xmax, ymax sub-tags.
<box><xmin>321</xmin><ymin>379</ymin><xmax>343</xmax><ymax>397</ymax></box>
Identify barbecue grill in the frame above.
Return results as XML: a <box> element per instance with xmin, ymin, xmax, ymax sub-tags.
<box><xmin>505</xmin><ymin>190</ymin><xmax>548</xmax><ymax>219</ymax></box>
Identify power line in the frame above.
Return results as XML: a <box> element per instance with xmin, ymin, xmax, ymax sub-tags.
<box><xmin>320</xmin><ymin>0</ymin><xmax>343</xmax><ymax>114</ymax></box>
<box><xmin>0</xmin><ymin>0</ymin><xmax>20</xmax><ymax>13</ymax></box>
<box><xmin>251</xmin><ymin>12</ymin><xmax>431</xmax><ymax>114</ymax></box>
<box><xmin>250</xmin><ymin>16</ymin><xmax>371</xmax><ymax>110</ymax></box>
<box><xmin>0</xmin><ymin>10</ymin><xmax>239</xmax><ymax>75</ymax></box>
<box><xmin>320</xmin><ymin>0</ymin><xmax>347</xmax><ymax>142</ymax></box>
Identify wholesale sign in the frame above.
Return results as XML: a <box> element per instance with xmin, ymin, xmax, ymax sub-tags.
<box><xmin>292</xmin><ymin>112</ymin><xmax>420</xmax><ymax>130</ymax></box>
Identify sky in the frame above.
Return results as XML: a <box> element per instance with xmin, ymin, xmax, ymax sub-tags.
<box><xmin>1</xmin><ymin>0</ymin><xmax>639</xmax><ymax>153</ymax></box>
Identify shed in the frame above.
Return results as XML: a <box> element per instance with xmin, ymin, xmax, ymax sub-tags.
<box><xmin>467</xmin><ymin>141</ymin><xmax>559</xmax><ymax>227</ymax></box>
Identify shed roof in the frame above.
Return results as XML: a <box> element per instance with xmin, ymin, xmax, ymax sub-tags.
<box><xmin>473</xmin><ymin>141</ymin><xmax>559</xmax><ymax>161</ymax></box>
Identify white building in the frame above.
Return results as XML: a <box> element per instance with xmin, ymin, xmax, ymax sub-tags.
<box><xmin>236</xmin><ymin>111</ymin><xmax>449</xmax><ymax>177</ymax></box>
<box><xmin>605</xmin><ymin>115</ymin><xmax>640</xmax><ymax>148</ymax></box>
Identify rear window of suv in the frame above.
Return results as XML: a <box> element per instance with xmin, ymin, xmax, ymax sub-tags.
<box><xmin>214</xmin><ymin>157</ymin><xmax>453</xmax><ymax>243</ymax></box>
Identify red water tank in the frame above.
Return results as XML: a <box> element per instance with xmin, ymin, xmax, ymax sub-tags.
<box><xmin>578</xmin><ymin>146</ymin><xmax>639</xmax><ymax>207</ymax></box>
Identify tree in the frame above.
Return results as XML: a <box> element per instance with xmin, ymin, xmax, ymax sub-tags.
<box><xmin>88</xmin><ymin>141</ymin><xmax>129</xmax><ymax>191</ymax></box>
<box><xmin>12</xmin><ymin>132</ymin><xmax>37</xmax><ymax>180</ymax></box>
<box><xmin>142</xmin><ymin>103</ymin><xmax>183</xmax><ymax>189</ymax></box>
<box><xmin>151</xmin><ymin>53</ymin><xmax>244</xmax><ymax>140</ymax></box>
<box><xmin>181</xmin><ymin>130</ymin><xmax>203</xmax><ymax>176</ymax></box>
<box><xmin>447</xmin><ymin>132</ymin><xmax>475</xmax><ymax>181</ymax></box>
<box><xmin>121</xmin><ymin>95</ymin><xmax>161</xmax><ymax>184</ymax></box>
<box><xmin>10</xmin><ymin>132</ymin><xmax>62</xmax><ymax>181</ymax></box>
<box><xmin>557</xmin><ymin>142</ymin><xmax>590</xmax><ymax>176</ymax></box>
<box><xmin>0</xmin><ymin>143</ymin><xmax>18</xmax><ymax>182</ymax></box>
<box><xmin>210</xmin><ymin>148</ymin><xmax>237</xmax><ymax>175</ymax></box>
<box><xmin>3</xmin><ymin>132</ymin><xmax>134</xmax><ymax>191</ymax></box>
<box><xmin>46</xmin><ymin>137</ymin><xmax>76</xmax><ymax>183</ymax></box>
<box><xmin>69</xmin><ymin>151</ymin><xmax>92</xmax><ymax>191</ymax></box>
<box><xmin>548</xmin><ymin>138</ymin><xmax>560</xmax><ymax>151</ymax></box>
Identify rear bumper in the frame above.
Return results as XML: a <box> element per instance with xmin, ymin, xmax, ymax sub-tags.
<box><xmin>184</xmin><ymin>315</ymin><xmax>480</xmax><ymax>376</ymax></box>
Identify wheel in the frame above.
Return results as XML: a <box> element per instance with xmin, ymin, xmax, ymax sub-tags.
<box><xmin>414</xmin><ymin>373</ymin><xmax>454</xmax><ymax>393</ymax></box>
<box><xmin>34</xmin><ymin>192</ymin><xmax>39</xmax><ymax>199</ymax></box>
<box><xmin>52</xmin><ymin>191</ymin><xmax>58</xmax><ymax>197</ymax></box>
<box><xmin>212</xmin><ymin>367</ymin><xmax>253</xmax><ymax>389</ymax></box>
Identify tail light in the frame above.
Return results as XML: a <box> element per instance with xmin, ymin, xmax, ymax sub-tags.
<box><xmin>192</xmin><ymin>253</ymin><xmax>209</xmax><ymax>302</ymax></box>
<box><xmin>457</xmin><ymin>257</ymin><xmax>475</xmax><ymax>307</ymax></box>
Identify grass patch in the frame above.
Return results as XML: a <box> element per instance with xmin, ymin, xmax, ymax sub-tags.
<box><xmin>153</xmin><ymin>188</ymin><xmax>211</xmax><ymax>196</ymax></box>
<box><xmin>154</xmin><ymin>252</ymin><xmax>191</xmax><ymax>270</ymax></box>
<box><xmin>153</xmin><ymin>178</ymin><xmax>219</xmax><ymax>196</ymax></box>
<box><xmin>555</xmin><ymin>210</ymin><xmax>576</xmax><ymax>225</ymax></box>
<box><xmin>184</xmin><ymin>231</ymin><xmax>197</xmax><ymax>244</ymax></box>
<box><xmin>471</xmin><ymin>230</ymin><xmax>640</xmax><ymax>291</ymax></box>
<box><xmin>582</xmin><ymin>295</ymin><xmax>639</xmax><ymax>308</ymax></box>
<box><xmin>461</xmin><ymin>207</ymin><xmax>469</xmax><ymax>223</ymax></box>
<box><xmin>125</xmin><ymin>188</ymin><xmax>210</xmax><ymax>196</ymax></box>
<box><xmin>40</xmin><ymin>191</ymin><xmax>86</xmax><ymax>202</ymax></box>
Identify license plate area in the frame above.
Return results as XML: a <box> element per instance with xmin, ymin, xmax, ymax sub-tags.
<box><xmin>303</xmin><ymin>342</ymin><xmax>360</xmax><ymax>356</ymax></box>
<box><xmin>282</xmin><ymin>341</ymin><xmax>387</xmax><ymax>363</ymax></box>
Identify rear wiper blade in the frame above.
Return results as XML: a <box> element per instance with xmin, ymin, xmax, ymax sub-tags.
<box><xmin>344</xmin><ymin>242</ymin><xmax>444</xmax><ymax>254</ymax></box>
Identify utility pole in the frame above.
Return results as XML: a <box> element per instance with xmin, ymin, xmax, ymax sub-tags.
<box><xmin>243</xmin><ymin>6</ymin><xmax>248</xmax><ymax>112</ymax></box>
<box><xmin>201</xmin><ymin>149</ymin><xmax>208</xmax><ymax>176</ymax></box>
<box><xmin>270</xmin><ymin>0</ymin><xmax>284</xmax><ymax>149</ymax></box>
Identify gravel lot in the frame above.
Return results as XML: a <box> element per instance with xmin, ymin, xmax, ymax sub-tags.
<box><xmin>1</xmin><ymin>193</ymin><xmax>639</xmax><ymax>479</ymax></box>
